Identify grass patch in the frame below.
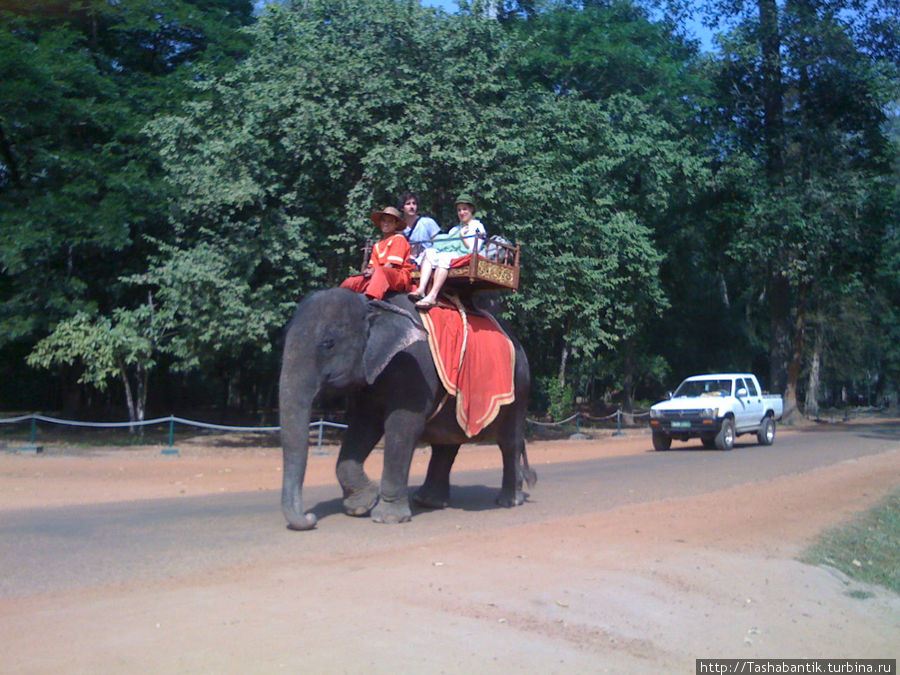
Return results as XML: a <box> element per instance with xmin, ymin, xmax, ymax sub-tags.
<box><xmin>800</xmin><ymin>489</ymin><xmax>900</xmax><ymax>595</ymax></box>
<box><xmin>846</xmin><ymin>589</ymin><xmax>875</xmax><ymax>600</ymax></box>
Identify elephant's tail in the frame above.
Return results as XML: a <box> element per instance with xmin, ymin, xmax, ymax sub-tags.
<box><xmin>520</xmin><ymin>446</ymin><xmax>537</xmax><ymax>488</ymax></box>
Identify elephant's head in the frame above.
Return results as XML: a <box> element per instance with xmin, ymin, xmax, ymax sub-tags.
<box><xmin>279</xmin><ymin>288</ymin><xmax>425</xmax><ymax>530</ymax></box>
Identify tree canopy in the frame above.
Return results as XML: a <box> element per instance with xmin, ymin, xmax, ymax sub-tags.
<box><xmin>3</xmin><ymin>0</ymin><xmax>898</xmax><ymax>419</ymax></box>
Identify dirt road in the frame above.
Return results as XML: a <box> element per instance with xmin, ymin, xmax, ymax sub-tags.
<box><xmin>1</xmin><ymin>423</ymin><xmax>898</xmax><ymax>674</ymax></box>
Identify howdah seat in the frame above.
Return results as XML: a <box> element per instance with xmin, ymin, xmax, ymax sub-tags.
<box><xmin>362</xmin><ymin>234</ymin><xmax>520</xmax><ymax>293</ymax></box>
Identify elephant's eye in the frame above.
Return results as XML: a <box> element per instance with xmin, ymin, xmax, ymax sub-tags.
<box><xmin>319</xmin><ymin>338</ymin><xmax>335</xmax><ymax>351</ymax></box>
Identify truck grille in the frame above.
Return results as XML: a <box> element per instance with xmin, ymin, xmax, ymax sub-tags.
<box><xmin>660</xmin><ymin>410</ymin><xmax>699</xmax><ymax>419</ymax></box>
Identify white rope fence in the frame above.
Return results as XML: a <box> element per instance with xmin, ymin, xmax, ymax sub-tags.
<box><xmin>2</xmin><ymin>407</ymin><xmax>651</xmax><ymax>454</ymax></box>
<box><xmin>525</xmin><ymin>413</ymin><xmax>580</xmax><ymax>426</ymax></box>
<box><xmin>526</xmin><ymin>409</ymin><xmax>650</xmax><ymax>435</ymax></box>
<box><xmin>0</xmin><ymin>413</ymin><xmax>347</xmax><ymax>455</ymax></box>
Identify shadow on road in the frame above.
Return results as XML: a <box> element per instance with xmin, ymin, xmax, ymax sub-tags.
<box><xmin>306</xmin><ymin>483</ymin><xmax>531</xmax><ymax>524</ymax></box>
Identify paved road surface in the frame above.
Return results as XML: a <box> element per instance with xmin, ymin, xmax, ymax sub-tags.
<box><xmin>3</xmin><ymin>423</ymin><xmax>898</xmax><ymax>598</ymax></box>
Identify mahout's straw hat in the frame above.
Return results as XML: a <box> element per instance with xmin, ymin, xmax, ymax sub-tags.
<box><xmin>370</xmin><ymin>206</ymin><xmax>406</xmax><ymax>231</ymax></box>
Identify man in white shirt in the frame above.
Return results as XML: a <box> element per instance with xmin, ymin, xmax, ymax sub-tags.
<box><xmin>400</xmin><ymin>191</ymin><xmax>440</xmax><ymax>266</ymax></box>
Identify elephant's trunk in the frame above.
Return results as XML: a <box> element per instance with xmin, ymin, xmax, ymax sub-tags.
<box><xmin>280</xmin><ymin>365</ymin><xmax>318</xmax><ymax>530</ymax></box>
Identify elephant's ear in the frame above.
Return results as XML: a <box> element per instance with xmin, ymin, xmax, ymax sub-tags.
<box><xmin>363</xmin><ymin>300</ymin><xmax>427</xmax><ymax>385</ymax></box>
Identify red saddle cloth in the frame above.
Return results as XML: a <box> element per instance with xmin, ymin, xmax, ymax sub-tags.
<box><xmin>419</xmin><ymin>298</ymin><xmax>516</xmax><ymax>437</ymax></box>
<box><xmin>449</xmin><ymin>253</ymin><xmax>472</xmax><ymax>268</ymax></box>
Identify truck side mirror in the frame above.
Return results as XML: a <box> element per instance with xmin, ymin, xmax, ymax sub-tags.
<box><xmin>666</xmin><ymin>391</ymin><xmax>673</xmax><ymax>399</ymax></box>
<box><xmin>736</xmin><ymin>387</ymin><xmax>748</xmax><ymax>398</ymax></box>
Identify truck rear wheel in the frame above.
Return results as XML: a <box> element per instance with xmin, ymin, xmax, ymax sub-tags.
<box><xmin>757</xmin><ymin>416</ymin><xmax>776</xmax><ymax>445</ymax></box>
<box><xmin>714</xmin><ymin>418</ymin><xmax>735</xmax><ymax>450</ymax></box>
<box><xmin>652</xmin><ymin>431</ymin><xmax>672</xmax><ymax>451</ymax></box>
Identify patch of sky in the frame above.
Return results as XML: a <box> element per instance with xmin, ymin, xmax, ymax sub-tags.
<box><xmin>252</xmin><ymin>0</ymin><xmax>718</xmax><ymax>52</ymax></box>
<box><xmin>420</xmin><ymin>0</ymin><xmax>718</xmax><ymax>52</ymax></box>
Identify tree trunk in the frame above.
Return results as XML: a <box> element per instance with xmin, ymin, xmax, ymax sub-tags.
<box><xmin>135</xmin><ymin>363</ymin><xmax>148</xmax><ymax>440</ymax></box>
<box><xmin>119</xmin><ymin>359</ymin><xmax>137</xmax><ymax>435</ymax></box>
<box><xmin>60</xmin><ymin>366</ymin><xmax>83</xmax><ymax>418</ymax></box>
<box><xmin>622</xmin><ymin>341</ymin><xmax>634</xmax><ymax>415</ymax></box>
<box><xmin>558</xmin><ymin>340</ymin><xmax>569</xmax><ymax>390</ymax></box>
<box><xmin>782</xmin><ymin>284</ymin><xmax>808</xmax><ymax>422</ymax></box>
<box><xmin>769</xmin><ymin>273</ymin><xmax>792</xmax><ymax>395</ymax></box>
<box><xmin>805</xmin><ymin>322</ymin><xmax>823</xmax><ymax>418</ymax></box>
<box><xmin>717</xmin><ymin>271</ymin><xmax>730</xmax><ymax>308</ymax></box>
<box><xmin>758</xmin><ymin>0</ymin><xmax>784</xmax><ymax>184</ymax></box>
<box><xmin>757</xmin><ymin>0</ymin><xmax>790</xmax><ymax>399</ymax></box>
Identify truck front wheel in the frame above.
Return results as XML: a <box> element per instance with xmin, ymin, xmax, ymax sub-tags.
<box><xmin>652</xmin><ymin>431</ymin><xmax>672</xmax><ymax>451</ymax></box>
<box><xmin>714</xmin><ymin>418</ymin><xmax>735</xmax><ymax>450</ymax></box>
<box><xmin>757</xmin><ymin>416</ymin><xmax>776</xmax><ymax>446</ymax></box>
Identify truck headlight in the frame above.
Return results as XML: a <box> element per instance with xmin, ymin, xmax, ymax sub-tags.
<box><xmin>700</xmin><ymin>408</ymin><xmax>718</xmax><ymax>418</ymax></box>
<box><xmin>650</xmin><ymin>408</ymin><xmax>661</xmax><ymax>418</ymax></box>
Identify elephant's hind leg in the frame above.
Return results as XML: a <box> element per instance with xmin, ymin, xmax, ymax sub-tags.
<box><xmin>336</xmin><ymin>401</ymin><xmax>383</xmax><ymax>517</ymax></box>
<box><xmin>413</xmin><ymin>443</ymin><xmax>460</xmax><ymax>509</ymax></box>
<box><xmin>496</xmin><ymin>413</ymin><xmax>528</xmax><ymax>508</ymax></box>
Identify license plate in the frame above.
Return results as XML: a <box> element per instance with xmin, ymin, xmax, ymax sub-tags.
<box><xmin>671</xmin><ymin>421</ymin><xmax>691</xmax><ymax>429</ymax></box>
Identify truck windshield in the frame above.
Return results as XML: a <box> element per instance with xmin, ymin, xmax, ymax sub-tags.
<box><xmin>673</xmin><ymin>379</ymin><xmax>733</xmax><ymax>397</ymax></box>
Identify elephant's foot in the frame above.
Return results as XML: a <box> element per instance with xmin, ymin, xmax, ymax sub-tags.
<box><xmin>495</xmin><ymin>489</ymin><xmax>525</xmax><ymax>508</ymax></box>
<box><xmin>413</xmin><ymin>484</ymin><xmax>449</xmax><ymax>509</ymax></box>
<box><xmin>284</xmin><ymin>510</ymin><xmax>318</xmax><ymax>531</ymax></box>
<box><xmin>342</xmin><ymin>481</ymin><xmax>379</xmax><ymax>517</ymax></box>
<box><xmin>371</xmin><ymin>497</ymin><xmax>411</xmax><ymax>524</ymax></box>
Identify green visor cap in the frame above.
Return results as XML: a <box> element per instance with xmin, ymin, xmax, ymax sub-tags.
<box><xmin>454</xmin><ymin>194</ymin><xmax>477</xmax><ymax>211</ymax></box>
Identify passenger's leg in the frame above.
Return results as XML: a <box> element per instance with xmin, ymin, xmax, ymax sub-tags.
<box><xmin>420</xmin><ymin>267</ymin><xmax>448</xmax><ymax>304</ymax></box>
<box><xmin>412</xmin><ymin>257</ymin><xmax>433</xmax><ymax>298</ymax></box>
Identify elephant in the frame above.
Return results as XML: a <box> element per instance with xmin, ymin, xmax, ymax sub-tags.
<box><xmin>278</xmin><ymin>287</ymin><xmax>535</xmax><ymax>530</ymax></box>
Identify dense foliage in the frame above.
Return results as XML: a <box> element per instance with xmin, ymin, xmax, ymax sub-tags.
<box><xmin>2</xmin><ymin>0</ymin><xmax>898</xmax><ymax>421</ymax></box>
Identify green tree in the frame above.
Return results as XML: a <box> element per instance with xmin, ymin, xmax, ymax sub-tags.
<box><xmin>498</xmin><ymin>94</ymin><xmax>704</xmax><ymax>409</ymax></box>
<box><xmin>143</xmin><ymin>0</ymin><xmax>536</xmax><ymax>376</ymax></box>
<box><xmin>0</xmin><ymin>0</ymin><xmax>253</xmax><ymax>411</ymax></box>
<box><xmin>145</xmin><ymin>0</ymin><xmax>697</xmax><ymax>415</ymax></box>
<box><xmin>495</xmin><ymin>1</ymin><xmax>711</xmax><ymax>408</ymax></box>
<box><xmin>873</xmin><ymin>149</ymin><xmax>900</xmax><ymax>407</ymax></box>
<box><xmin>26</xmin><ymin>298</ymin><xmax>164</xmax><ymax>427</ymax></box>
<box><xmin>701</xmin><ymin>0</ymin><xmax>899</xmax><ymax>417</ymax></box>
<box><xmin>506</xmin><ymin>0</ymin><xmax>704</xmax><ymax>117</ymax></box>
<box><xmin>128</xmin><ymin>240</ymin><xmax>284</xmax><ymax>409</ymax></box>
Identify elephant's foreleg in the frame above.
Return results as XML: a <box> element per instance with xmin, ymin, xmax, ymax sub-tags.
<box><xmin>413</xmin><ymin>443</ymin><xmax>460</xmax><ymax>509</ymax></box>
<box><xmin>336</xmin><ymin>403</ymin><xmax>384</xmax><ymax>517</ymax></box>
<box><xmin>371</xmin><ymin>409</ymin><xmax>424</xmax><ymax>524</ymax></box>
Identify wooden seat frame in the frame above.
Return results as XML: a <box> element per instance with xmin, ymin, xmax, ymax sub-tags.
<box><xmin>361</xmin><ymin>235</ymin><xmax>520</xmax><ymax>292</ymax></box>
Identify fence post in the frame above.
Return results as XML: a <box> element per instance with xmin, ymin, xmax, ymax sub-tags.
<box><xmin>613</xmin><ymin>408</ymin><xmax>624</xmax><ymax>436</ymax></box>
<box><xmin>568</xmin><ymin>411</ymin><xmax>589</xmax><ymax>440</ymax></box>
<box><xmin>19</xmin><ymin>415</ymin><xmax>43</xmax><ymax>453</ymax></box>
<box><xmin>317</xmin><ymin>417</ymin><xmax>324</xmax><ymax>454</ymax></box>
<box><xmin>162</xmin><ymin>416</ymin><xmax>179</xmax><ymax>455</ymax></box>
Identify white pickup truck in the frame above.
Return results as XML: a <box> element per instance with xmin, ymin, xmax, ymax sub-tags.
<box><xmin>649</xmin><ymin>373</ymin><xmax>784</xmax><ymax>451</ymax></box>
